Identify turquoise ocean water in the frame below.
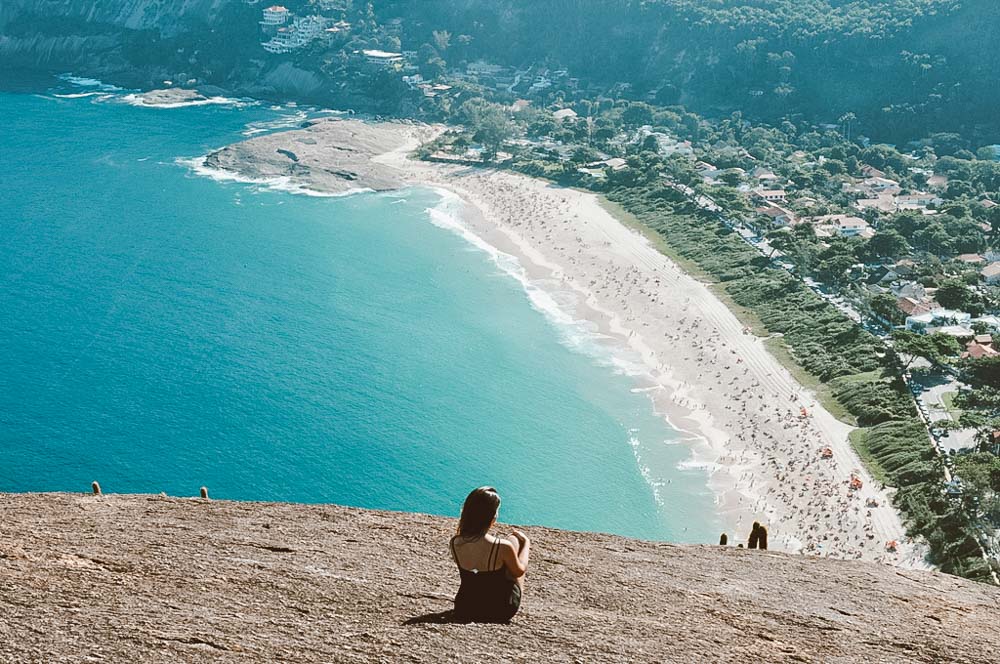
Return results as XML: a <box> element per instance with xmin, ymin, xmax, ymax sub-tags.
<box><xmin>0</xmin><ymin>79</ymin><xmax>718</xmax><ymax>542</ymax></box>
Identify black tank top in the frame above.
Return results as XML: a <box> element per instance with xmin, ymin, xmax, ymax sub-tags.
<box><xmin>451</xmin><ymin>536</ymin><xmax>521</xmax><ymax>622</ymax></box>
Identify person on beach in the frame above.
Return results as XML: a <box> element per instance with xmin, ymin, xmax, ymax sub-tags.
<box><xmin>719</xmin><ymin>533</ymin><xmax>728</xmax><ymax>546</ymax></box>
<box><xmin>748</xmin><ymin>522</ymin><xmax>761</xmax><ymax>549</ymax></box>
<box><xmin>747</xmin><ymin>522</ymin><xmax>769</xmax><ymax>550</ymax></box>
<box><xmin>450</xmin><ymin>486</ymin><xmax>531</xmax><ymax>623</ymax></box>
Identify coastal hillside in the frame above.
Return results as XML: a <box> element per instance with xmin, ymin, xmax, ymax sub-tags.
<box><xmin>3</xmin><ymin>0</ymin><xmax>999</xmax><ymax>140</ymax></box>
<box><xmin>2</xmin><ymin>493</ymin><xmax>998</xmax><ymax>663</ymax></box>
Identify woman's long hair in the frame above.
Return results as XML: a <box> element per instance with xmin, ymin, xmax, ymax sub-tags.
<box><xmin>456</xmin><ymin>486</ymin><xmax>501</xmax><ymax>538</ymax></box>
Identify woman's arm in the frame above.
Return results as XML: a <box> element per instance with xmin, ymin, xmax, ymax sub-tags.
<box><xmin>501</xmin><ymin>530</ymin><xmax>530</xmax><ymax>578</ymax></box>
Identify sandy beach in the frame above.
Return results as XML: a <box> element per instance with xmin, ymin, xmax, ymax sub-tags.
<box><xmin>205</xmin><ymin>118</ymin><xmax>923</xmax><ymax>567</ymax></box>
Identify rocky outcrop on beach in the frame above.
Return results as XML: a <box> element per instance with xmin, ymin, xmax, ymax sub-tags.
<box><xmin>202</xmin><ymin>118</ymin><xmax>417</xmax><ymax>195</ymax></box>
<box><xmin>1</xmin><ymin>493</ymin><xmax>997</xmax><ymax>663</ymax></box>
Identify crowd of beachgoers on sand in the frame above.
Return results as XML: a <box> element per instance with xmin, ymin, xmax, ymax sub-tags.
<box><xmin>207</xmin><ymin>119</ymin><xmax>926</xmax><ymax>570</ymax></box>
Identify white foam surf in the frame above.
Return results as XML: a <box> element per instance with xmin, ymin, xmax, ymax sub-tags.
<box><xmin>425</xmin><ymin>188</ymin><xmax>630</xmax><ymax>369</ymax></box>
<box><xmin>53</xmin><ymin>92</ymin><xmax>104</xmax><ymax>99</ymax></box>
<box><xmin>57</xmin><ymin>74</ymin><xmax>123</xmax><ymax>92</ymax></box>
<box><xmin>176</xmin><ymin>155</ymin><xmax>374</xmax><ymax>198</ymax></box>
<box><xmin>119</xmin><ymin>93</ymin><xmax>253</xmax><ymax>109</ymax></box>
<box><xmin>241</xmin><ymin>110</ymin><xmax>309</xmax><ymax>136</ymax></box>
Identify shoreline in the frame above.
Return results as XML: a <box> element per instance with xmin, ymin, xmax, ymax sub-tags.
<box><xmin>191</xmin><ymin>117</ymin><xmax>922</xmax><ymax>567</ymax></box>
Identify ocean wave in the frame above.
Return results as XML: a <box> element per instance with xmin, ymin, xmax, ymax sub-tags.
<box><xmin>119</xmin><ymin>93</ymin><xmax>253</xmax><ymax>109</ymax></box>
<box><xmin>57</xmin><ymin>74</ymin><xmax>122</xmax><ymax>92</ymax></box>
<box><xmin>241</xmin><ymin>110</ymin><xmax>309</xmax><ymax>136</ymax></box>
<box><xmin>425</xmin><ymin>188</ymin><xmax>626</xmax><ymax>368</ymax></box>
<box><xmin>677</xmin><ymin>458</ymin><xmax>722</xmax><ymax>473</ymax></box>
<box><xmin>52</xmin><ymin>92</ymin><xmax>104</xmax><ymax>99</ymax></box>
<box><xmin>176</xmin><ymin>156</ymin><xmax>373</xmax><ymax>198</ymax></box>
<box><xmin>628</xmin><ymin>434</ymin><xmax>666</xmax><ymax>508</ymax></box>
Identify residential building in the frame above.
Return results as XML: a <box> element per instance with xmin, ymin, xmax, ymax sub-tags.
<box><xmin>362</xmin><ymin>49</ymin><xmax>403</xmax><ymax>66</ymax></box>
<box><xmin>962</xmin><ymin>337</ymin><xmax>998</xmax><ymax>359</ymax></box>
<box><xmin>855</xmin><ymin>193</ymin><xmax>897</xmax><ymax>214</ymax></box>
<box><xmin>896</xmin><ymin>192</ymin><xmax>943</xmax><ymax>210</ymax></box>
<box><xmin>926</xmin><ymin>174</ymin><xmax>949</xmax><ymax>190</ymax></box>
<box><xmin>578</xmin><ymin>157</ymin><xmax>628</xmax><ymax>178</ymax></box>
<box><xmin>294</xmin><ymin>15</ymin><xmax>326</xmax><ymax>40</ymax></box>
<box><xmin>262</xmin><ymin>15</ymin><xmax>328</xmax><ymax>52</ymax></box>
<box><xmin>863</xmin><ymin>177</ymin><xmax>901</xmax><ymax>195</ymax></box>
<box><xmin>860</xmin><ymin>164</ymin><xmax>887</xmax><ymax>178</ymax></box>
<box><xmin>810</xmin><ymin>214</ymin><xmax>873</xmax><ymax>238</ymax></box>
<box><xmin>757</xmin><ymin>204</ymin><xmax>797</xmax><ymax>227</ymax></box>
<box><xmin>893</xmin><ymin>260</ymin><xmax>917</xmax><ymax>278</ymax></box>
<box><xmin>599</xmin><ymin>157</ymin><xmax>627</xmax><ymax>170</ymax></box>
<box><xmin>698</xmin><ymin>163</ymin><xmax>721</xmax><ymax>183</ymax></box>
<box><xmin>552</xmin><ymin>108</ymin><xmax>578</xmax><ymax>122</ymax></box>
<box><xmin>905</xmin><ymin>309</ymin><xmax>973</xmax><ymax>335</ymax></box>
<box><xmin>659</xmin><ymin>139</ymin><xmax>694</xmax><ymax>157</ymax></box>
<box><xmin>973</xmin><ymin>315</ymin><xmax>1000</xmax><ymax>332</ymax></box>
<box><xmin>633</xmin><ymin>126</ymin><xmax>693</xmax><ymax>158</ymax></box>
<box><xmin>845</xmin><ymin>177</ymin><xmax>899</xmax><ymax>197</ymax></box>
<box><xmin>894</xmin><ymin>281</ymin><xmax>926</xmax><ymax>299</ymax></box>
<box><xmin>753</xmin><ymin>189</ymin><xmax>787</xmax><ymax>203</ymax></box>
<box><xmin>751</xmin><ymin>166</ymin><xmax>779</xmax><ymax>183</ymax></box>
<box><xmin>897</xmin><ymin>296</ymin><xmax>938</xmax><ymax>318</ymax></box>
<box><xmin>982</xmin><ymin>262</ymin><xmax>1000</xmax><ymax>285</ymax></box>
<box><xmin>323</xmin><ymin>20</ymin><xmax>350</xmax><ymax>37</ymax></box>
<box><xmin>262</xmin><ymin>34</ymin><xmax>291</xmax><ymax>53</ymax></box>
<box><xmin>261</xmin><ymin>5</ymin><xmax>290</xmax><ymax>26</ymax></box>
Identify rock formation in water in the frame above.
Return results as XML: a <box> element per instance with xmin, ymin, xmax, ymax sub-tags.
<box><xmin>202</xmin><ymin>117</ymin><xmax>415</xmax><ymax>195</ymax></box>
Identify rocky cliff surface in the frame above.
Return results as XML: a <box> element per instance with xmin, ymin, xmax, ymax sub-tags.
<box><xmin>2</xmin><ymin>493</ymin><xmax>998</xmax><ymax>663</ymax></box>
<box><xmin>202</xmin><ymin>117</ymin><xmax>415</xmax><ymax>194</ymax></box>
<box><xmin>0</xmin><ymin>0</ymin><xmax>276</xmax><ymax>96</ymax></box>
<box><xmin>0</xmin><ymin>0</ymin><xmax>229</xmax><ymax>35</ymax></box>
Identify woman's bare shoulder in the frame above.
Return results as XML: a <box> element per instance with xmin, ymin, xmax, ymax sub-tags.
<box><xmin>496</xmin><ymin>535</ymin><xmax>518</xmax><ymax>551</ymax></box>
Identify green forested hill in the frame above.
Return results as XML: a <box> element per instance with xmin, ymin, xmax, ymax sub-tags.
<box><xmin>378</xmin><ymin>0</ymin><xmax>998</xmax><ymax>142</ymax></box>
<box><xmin>2</xmin><ymin>0</ymin><xmax>998</xmax><ymax>142</ymax></box>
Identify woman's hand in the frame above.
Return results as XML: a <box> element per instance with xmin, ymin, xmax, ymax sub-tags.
<box><xmin>511</xmin><ymin>529</ymin><xmax>529</xmax><ymax>545</ymax></box>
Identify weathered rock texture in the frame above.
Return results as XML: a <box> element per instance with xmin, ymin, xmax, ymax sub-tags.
<box><xmin>202</xmin><ymin>118</ymin><xmax>413</xmax><ymax>195</ymax></box>
<box><xmin>1</xmin><ymin>493</ymin><xmax>998</xmax><ymax>663</ymax></box>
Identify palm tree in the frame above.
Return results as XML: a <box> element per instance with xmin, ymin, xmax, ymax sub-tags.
<box><xmin>839</xmin><ymin>112</ymin><xmax>857</xmax><ymax>141</ymax></box>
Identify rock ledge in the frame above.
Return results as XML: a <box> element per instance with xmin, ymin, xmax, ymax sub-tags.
<box><xmin>1</xmin><ymin>493</ymin><xmax>997</xmax><ymax>663</ymax></box>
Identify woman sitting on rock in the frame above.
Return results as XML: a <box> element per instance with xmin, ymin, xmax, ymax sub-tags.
<box><xmin>449</xmin><ymin>486</ymin><xmax>530</xmax><ymax>623</ymax></box>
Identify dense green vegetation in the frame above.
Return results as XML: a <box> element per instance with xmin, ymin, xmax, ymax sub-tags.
<box><xmin>593</xmin><ymin>183</ymin><xmax>993</xmax><ymax>581</ymax></box>
<box><xmin>7</xmin><ymin>0</ymin><xmax>1000</xmax><ymax>142</ymax></box>
<box><xmin>376</xmin><ymin>0</ymin><xmax>1000</xmax><ymax>143</ymax></box>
